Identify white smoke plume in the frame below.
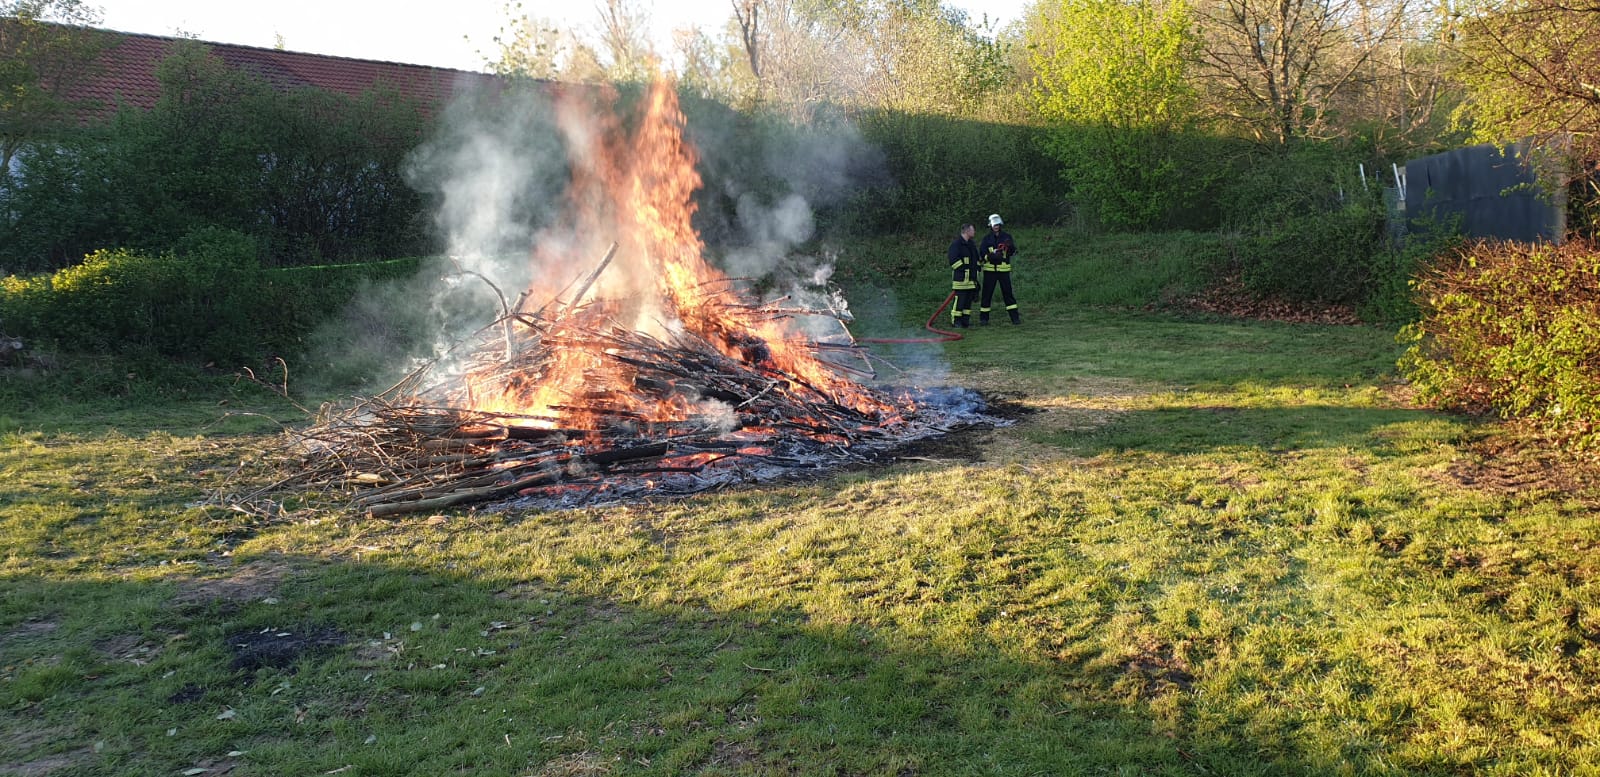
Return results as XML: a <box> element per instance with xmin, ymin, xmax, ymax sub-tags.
<box><xmin>304</xmin><ymin>81</ymin><xmax>957</xmax><ymax>396</ymax></box>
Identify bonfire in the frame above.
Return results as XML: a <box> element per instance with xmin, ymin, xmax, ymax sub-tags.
<box><xmin>231</xmin><ymin>80</ymin><xmax>989</xmax><ymax>517</ymax></box>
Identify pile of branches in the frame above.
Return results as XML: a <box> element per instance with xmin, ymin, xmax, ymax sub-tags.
<box><xmin>229</xmin><ymin>249</ymin><xmax>973</xmax><ymax>517</ymax></box>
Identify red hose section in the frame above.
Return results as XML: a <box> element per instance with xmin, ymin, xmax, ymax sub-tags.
<box><xmin>855</xmin><ymin>291</ymin><xmax>963</xmax><ymax>343</ymax></box>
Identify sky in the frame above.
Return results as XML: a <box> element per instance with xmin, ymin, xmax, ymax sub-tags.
<box><xmin>99</xmin><ymin>1</ymin><xmax>1030</xmax><ymax>74</ymax></box>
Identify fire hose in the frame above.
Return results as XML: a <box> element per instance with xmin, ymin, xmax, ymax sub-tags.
<box><xmin>854</xmin><ymin>291</ymin><xmax>963</xmax><ymax>343</ymax></box>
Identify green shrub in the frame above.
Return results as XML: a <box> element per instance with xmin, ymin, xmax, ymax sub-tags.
<box><xmin>1040</xmin><ymin>125</ymin><xmax>1227</xmax><ymax>232</ymax></box>
<box><xmin>1358</xmin><ymin>233</ymin><xmax>1464</xmax><ymax>326</ymax></box>
<box><xmin>1399</xmin><ymin>239</ymin><xmax>1600</xmax><ymax>451</ymax></box>
<box><xmin>15</xmin><ymin>231</ymin><xmax>265</xmax><ymax>362</ymax></box>
<box><xmin>1232</xmin><ymin>201</ymin><xmax>1388</xmax><ymax>305</ymax></box>
<box><xmin>0</xmin><ymin>41</ymin><xmax>433</xmax><ymax>274</ymax></box>
<box><xmin>849</xmin><ymin>112</ymin><xmax>1061</xmax><ymax>234</ymax></box>
<box><xmin>0</xmin><ymin>233</ymin><xmax>425</xmax><ymax>369</ymax></box>
<box><xmin>257</xmin><ymin>257</ymin><xmax>424</xmax><ymax>360</ymax></box>
<box><xmin>1210</xmin><ymin>146</ymin><xmax>1393</xmax><ymax>306</ymax></box>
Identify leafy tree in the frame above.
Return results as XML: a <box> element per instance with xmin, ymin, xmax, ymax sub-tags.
<box><xmin>1</xmin><ymin>40</ymin><xmax>435</xmax><ymax>270</ymax></box>
<box><xmin>1453</xmin><ymin>0</ymin><xmax>1600</xmax><ymax>228</ymax></box>
<box><xmin>113</xmin><ymin>42</ymin><xmax>271</xmax><ymax>246</ymax></box>
<box><xmin>0</xmin><ymin>127</ymin><xmax>117</xmax><ymax>268</ymax></box>
<box><xmin>1028</xmin><ymin>0</ymin><xmax>1204</xmax><ymax>228</ymax></box>
<box><xmin>662</xmin><ymin>0</ymin><xmax>1011</xmax><ymax>117</ymax></box>
<box><xmin>486</xmin><ymin>8</ymin><xmax>574</xmax><ymax>80</ymax></box>
<box><xmin>785</xmin><ymin>0</ymin><xmax>1009</xmax><ymax>116</ymax></box>
<box><xmin>674</xmin><ymin>24</ymin><xmax>752</xmax><ymax>104</ymax></box>
<box><xmin>0</xmin><ymin>0</ymin><xmax>107</xmax><ymax>175</ymax></box>
<box><xmin>1454</xmin><ymin>0</ymin><xmax>1600</xmax><ymax>150</ymax></box>
<box><xmin>252</xmin><ymin>84</ymin><xmax>431</xmax><ymax>264</ymax></box>
<box><xmin>128</xmin><ymin>43</ymin><xmax>431</xmax><ymax>264</ymax></box>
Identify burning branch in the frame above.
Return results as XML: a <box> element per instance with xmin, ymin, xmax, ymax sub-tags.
<box><xmin>220</xmin><ymin>79</ymin><xmax>989</xmax><ymax>517</ymax></box>
<box><xmin>225</xmin><ymin>283</ymin><xmax>980</xmax><ymax>517</ymax></box>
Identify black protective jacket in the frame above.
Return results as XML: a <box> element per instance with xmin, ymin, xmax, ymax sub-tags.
<box><xmin>947</xmin><ymin>235</ymin><xmax>979</xmax><ymax>289</ymax></box>
<box><xmin>979</xmin><ymin>229</ymin><xmax>1016</xmax><ymax>271</ymax></box>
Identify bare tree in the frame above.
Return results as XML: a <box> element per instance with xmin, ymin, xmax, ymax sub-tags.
<box><xmin>486</xmin><ymin>0</ymin><xmax>629</xmax><ymax>83</ymax></box>
<box><xmin>732</xmin><ymin>0</ymin><xmax>762</xmax><ymax>81</ymax></box>
<box><xmin>1344</xmin><ymin>0</ymin><xmax>1462</xmax><ymax>155</ymax></box>
<box><xmin>1192</xmin><ymin>0</ymin><xmax>1410</xmax><ymax>144</ymax></box>
<box><xmin>735</xmin><ymin>0</ymin><xmax>1007</xmax><ymax>115</ymax></box>
<box><xmin>745</xmin><ymin>0</ymin><xmax>860</xmax><ymax>110</ymax></box>
<box><xmin>594</xmin><ymin>0</ymin><xmax>655</xmax><ymax>81</ymax></box>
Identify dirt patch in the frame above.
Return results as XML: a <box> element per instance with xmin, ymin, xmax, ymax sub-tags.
<box><xmin>701</xmin><ymin>739</ymin><xmax>768</xmax><ymax>771</ymax></box>
<box><xmin>1123</xmin><ymin>640</ymin><xmax>1196</xmax><ymax>699</ymax></box>
<box><xmin>171</xmin><ymin>557</ymin><xmax>297</xmax><ymax>610</ymax></box>
<box><xmin>166</xmin><ymin>683</ymin><xmax>207</xmax><ymax>704</ymax></box>
<box><xmin>0</xmin><ymin>750</ymin><xmax>94</xmax><ymax>777</ymax></box>
<box><xmin>530</xmin><ymin>751</ymin><xmax>614</xmax><ymax>776</ymax></box>
<box><xmin>1447</xmin><ymin>425</ymin><xmax>1600</xmax><ymax>503</ymax></box>
<box><xmin>183</xmin><ymin>756</ymin><xmax>242</xmax><ymax>775</ymax></box>
<box><xmin>0</xmin><ymin>619</ymin><xmax>59</xmax><ymax>648</ymax></box>
<box><xmin>93</xmin><ymin>634</ymin><xmax>163</xmax><ymax>666</ymax></box>
<box><xmin>495</xmin><ymin>580</ymin><xmax>562</xmax><ymax>602</ymax></box>
<box><xmin>0</xmin><ymin>726</ymin><xmax>89</xmax><ymax>777</ymax></box>
<box><xmin>2</xmin><ymin>725</ymin><xmax>76</xmax><ymax>753</ymax></box>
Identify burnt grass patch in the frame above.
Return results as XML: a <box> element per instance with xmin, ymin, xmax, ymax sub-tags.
<box><xmin>817</xmin><ymin>388</ymin><xmax>1030</xmax><ymax>468</ymax></box>
<box><xmin>226</xmin><ymin>624</ymin><xmax>347</xmax><ymax>672</ymax></box>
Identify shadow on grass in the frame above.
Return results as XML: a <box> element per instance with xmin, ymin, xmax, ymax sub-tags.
<box><xmin>1</xmin><ymin>551</ymin><xmax>1355</xmax><ymax>777</ymax></box>
<box><xmin>1035</xmin><ymin>403</ymin><xmax>1453</xmax><ymax>456</ymax></box>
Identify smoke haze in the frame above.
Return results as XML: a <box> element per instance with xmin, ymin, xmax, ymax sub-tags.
<box><xmin>305</xmin><ymin>80</ymin><xmax>952</xmax><ymax>395</ymax></box>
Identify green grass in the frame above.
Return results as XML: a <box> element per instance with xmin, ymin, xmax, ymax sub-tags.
<box><xmin>3</xmin><ymin>230</ymin><xmax>1599</xmax><ymax>776</ymax></box>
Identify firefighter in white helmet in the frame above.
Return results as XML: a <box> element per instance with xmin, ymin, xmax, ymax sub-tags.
<box><xmin>978</xmin><ymin>213</ymin><xmax>1020</xmax><ymax>325</ymax></box>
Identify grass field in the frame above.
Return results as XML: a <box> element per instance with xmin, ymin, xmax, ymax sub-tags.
<box><xmin>3</xmin><ymin>230</ymin><xmax>1599</xmax><ymax>776</ymax></box>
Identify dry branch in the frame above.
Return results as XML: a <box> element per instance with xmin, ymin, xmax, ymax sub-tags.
<box><xmin>227</xmin><ymin>245</ymin><xmax>984</xmax><ymax>516</ymax></box>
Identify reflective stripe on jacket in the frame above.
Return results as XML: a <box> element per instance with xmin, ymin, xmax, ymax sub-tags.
<box><xmin>948</xmin><ymin>235</ymin><xmax>979</xmax><ymax>290</ymax></box>
<box><xmin>979</xmin><ymin>229</ymin><xmax>1016</xmax><ymax>272</ymax></box>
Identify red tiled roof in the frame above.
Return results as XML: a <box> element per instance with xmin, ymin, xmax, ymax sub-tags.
<box><xmin>65</xmin><ymin>25</ymin><xmax>505</xmax><ymax>119</ymax></box>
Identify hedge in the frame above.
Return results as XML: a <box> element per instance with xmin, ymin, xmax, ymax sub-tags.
<box><xmin>0</xmin><ymin>232</ymin><xmax>422</xmax><ymax>367</ymax></box>
<box><xmin>1400</xmin><ymin>238</ymin><xmax>1600</xmax><ymax>452</ymax></box>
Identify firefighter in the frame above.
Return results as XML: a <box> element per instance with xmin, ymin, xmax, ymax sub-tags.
<box><xmin>978</xmin><ymin>213</ymin><xmax>1020</xmax><ymax>325</ymax></box>
<box><xmin>947</xmin><ymin>223</ymin><xmax>979</xmax><ymax>328</ymax></box>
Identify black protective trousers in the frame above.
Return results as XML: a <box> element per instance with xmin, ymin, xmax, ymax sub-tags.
<box><xmin>951</xmin><ymin>288</ymin><xmax>977</xmax><ymax>327</ymax></box>
<box><xmin>979</xmin><ymin>271</ymin><xmax>1019</xmax><ymax>324</ymax></box>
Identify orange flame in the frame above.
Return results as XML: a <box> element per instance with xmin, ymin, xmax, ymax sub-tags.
<box><xmin>462</xmin><ymin>78</ymin><xmax>889</xmax><ymax>428</ymax></box>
